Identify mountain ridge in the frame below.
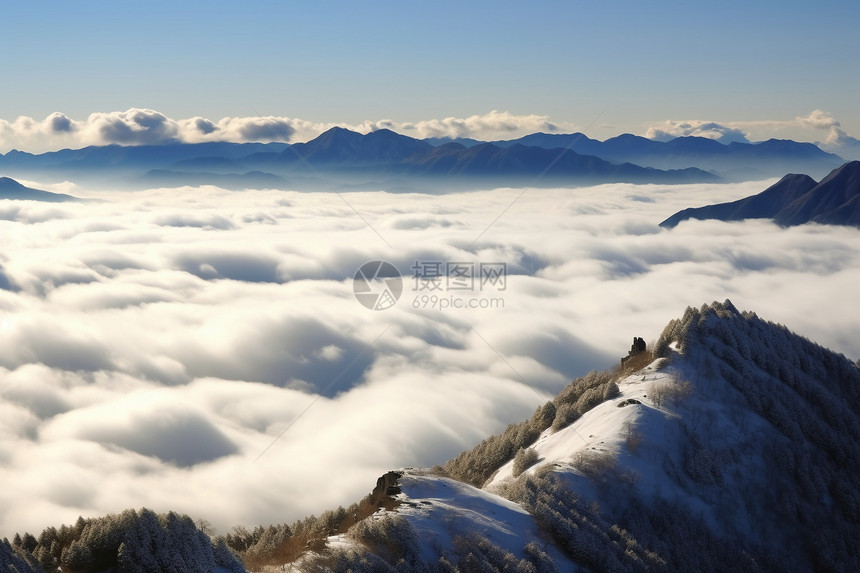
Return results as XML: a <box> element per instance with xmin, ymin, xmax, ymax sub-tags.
<box><xmin>0</xmin><ymin>128</ymin><xmax>846</xmax><ymax>190</ymax></box>
<box><xmin>277</xmin><ymin>300</ymin><xmax>860</xmax><ymax>570</ymax></box>
<box><xmin>775</xmin><ymin>160</ymin><xmax>860</xmax><ymax>226</ymax></box>
<box><xmin>401</xmin><ymin>140</ymin><xmax>717</xmax><ymax>184</ymax></box>
<box><xmin>661</xmin><ymin>161</ymin><xmax>860</xmax><ymax>228</ymax></box>
<box><xmin>279</xmin><ymin>127</ymin><xmax>435</xmax><ymax>165</ymax></box>
<box><xmin>459</xmin><ymin>132</ymin><xmax>845</xmax><ymax>180</ymax></box>
<box><xmin>0</xmin><ymin>176</ymin><xmax>81</xmax><ymax>202</ymax></box>
<box><xmin>7</xmin><ymin>127</ymin><xmax>847</xmax><ymax>190</ymax></box>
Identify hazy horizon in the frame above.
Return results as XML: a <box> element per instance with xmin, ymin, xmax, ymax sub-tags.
<box><xmin>2</xmin><ymin>1</ymin><xmax>860</xmax><ymax>154</ymax></box>
<box><xmin>0</xmin><ymin>108</ymin><xmax>858</xmax><ymax>157</ymax></box>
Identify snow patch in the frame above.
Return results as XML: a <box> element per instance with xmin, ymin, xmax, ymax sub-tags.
<box><xmin>392</xmin><ymin>470</ymin><xmax>574</xmax><ymax>568</ymax></box>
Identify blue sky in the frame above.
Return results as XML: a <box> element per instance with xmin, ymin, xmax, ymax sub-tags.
<box><xmin>1</xmin><ymin>0</ymin><xmax>858</xmax><ymax>146</ymax></box>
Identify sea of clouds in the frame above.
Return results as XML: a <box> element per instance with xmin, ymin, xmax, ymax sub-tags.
<box><xmin>1</xmin><ymin>179</ymin><xmax>859</xmax><ymax>537</ymax></box>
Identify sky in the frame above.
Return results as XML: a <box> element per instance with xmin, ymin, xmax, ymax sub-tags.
<box><xmin>1</xmin><ymin>1</ymin><xmax>859</xmax><ymax>151</ymax></box>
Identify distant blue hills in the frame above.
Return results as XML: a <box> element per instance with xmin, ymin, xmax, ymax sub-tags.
<box><xmin>430</xmin><ymin>132</ymin><xmax>843</xmax><ymax>181</ymax></box>
<box><xmin>279</xmin><ymin>127</ymin><xmax>435</xmax><ymax>165</ymax></box>
<box><xmin>252</xmin><ymin>128</ymin><xmax>716</xmax><ymax>186</ymax></box>
<box><xmin>660</xmin><ymin>160</ymin><xmax>860</xmax><ymax>228</ymax></box>
<box><xmin>0</xmin><ymin>176</ymin><xmax>81</xmax><ymax>202</ymax></box>
<box><xmin>0</xmin><ymin>127</ymin><xmax>845</xmax><ymax>191</ymax></box>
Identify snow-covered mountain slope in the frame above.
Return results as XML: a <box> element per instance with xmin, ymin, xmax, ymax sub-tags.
<box><xmin>485</xmin><ymin>360</ymin><xmax>663</xmax><ymax>491</ymax></box>
<box><xmin>391</xmin><ymin>472</ymin><xmax>575</xmax><ymax>569</ymax></box>
<box><xmin>287</xmin><ymin>471</ymin><xmax>574</xmax><ymax>571</ymax></box>
<box><xmin>482</xmin><ymin>350</ymin><xmax>784</xmax><ymax>547</ymax></box>
<box><xmin>322</xmin><ymin>300</ymin><xmax>860</xmax><ymax>572</ymax></box>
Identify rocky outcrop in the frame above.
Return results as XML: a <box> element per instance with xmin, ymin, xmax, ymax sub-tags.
<box><xmin>621</xmin><ymin>337</ymin><xmax>646</xmax><ymax>365</ymax></box>
<box><xmin>370</xmin><ymin>471</ymin><xmax>402</xmax><ymax>509</ymax></box>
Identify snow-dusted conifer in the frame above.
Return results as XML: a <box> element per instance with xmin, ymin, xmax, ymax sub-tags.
<box><xmin>513</xmin><ymin>447</ymin><xmax>540</xmax><ymax>477</ymax></box>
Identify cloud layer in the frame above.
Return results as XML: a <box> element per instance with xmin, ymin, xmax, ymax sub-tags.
<box><xmin>644</xmin><ymin>110</ymin><xmax>860</xmax><ymax>158</ymax></box>
<box><xmin>0</xmin><ymin>180</ymin><xmax>858</xmax><ymax>538</ymax></box>
<box><xmin>645</xmin><ymin>120</ymin><xmax>751</xmax><ymax>144</ymax></box>
<box><xmin>0</xmin><ymin>109</ymin><xmax>572</xmax><ymax>154</ymax></box>
<box><xmin>3</xmin><ymin>108</ymin><xmax>858</xmax><ymax>158</ymax></box>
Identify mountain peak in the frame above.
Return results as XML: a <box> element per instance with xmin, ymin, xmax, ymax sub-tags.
<box><xmin>661</xmin><ymin>161</ymin><xmax>860</xmax><ymax>228</ymax></box>
<box><xmin>774</xmin><ymin>160</ymin><xmax>860</xmax><ymax>226</ymax></box>
<box><xmin>367</xmin><ymin>128</ymin><xmax>399</xmax><ymax>137</ymax></box>
<box><xmin>285</xmin><ymin>126</ymin><xmax>433</xmax><ymax>165</ymax></box>
<box><xmin>817</xmin><ymin>158</ymin><xmax>860</xmax><ymax>184</ymax></box>
<box><xmin>423</xmin><ymin>300</ymin><xmax>860</xmax><ymax>571</ymax></box>
<box><xmin>0</xmin><ymin>176</ymin><xmax>81</xmax><ymax>202</ymax></box>
<box><xmin>320</xmin><ymin>125</ymin><xmax>356</xmax><ymax>135</ymax></box>
<box><xmin>659</xmin><ymin>171</ymin><xmax>818</xmax><ymax>228</ymax></box>
<box><xmin>313</xmin><ymin>125</ymin><xmax>363</xmax><ymax>142</ymax></box>
<box><xmin>0</xmin><ymin>176</ymin><xmax>27</xmax><ymax>188</ymax></box>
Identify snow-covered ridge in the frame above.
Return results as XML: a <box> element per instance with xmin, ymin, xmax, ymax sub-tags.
<box><xmin>390</xmin><ymin>471</ymin><xmax>574</xmax><ymax>568</ymax></box>
<box><xmin>371</xmin><ymin>300</ymin><xmax>860</xmax><ymax>570</ymax></box>
<box><xmin>485</xmin><ymin>358</ymin><xmax>665</xmax><ymax>490</ymax></box>
<box><xmin>5</xmin><ymin>300</ymin><xmax>859</xmax><ymax>571</ymax></box>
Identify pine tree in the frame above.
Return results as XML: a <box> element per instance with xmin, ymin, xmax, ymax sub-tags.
<box><xmin>533</xmin><ymin>401</ymin><xmax>556</xmax><ymax>432</ymax></box>
<box><xmin>117</xmin><ymin>541</ymin><xmax>146</xmax><ymax>573</ymax></box>
<box><xmin>513</xmin><ymin>447</ymin><xmax>540</xmax><ymax>477</ymax></box>
<box><xmin>21</xmin><ymin>533</ymin><xmax>37</xmax><ymax>554</ymax></box>
<box><xmin>61</xmin><ymin>540</ymin><xmax>93</xmax><ymax>571</ymax></box>
<box><xmin>213</xmin><ymin>539</ymin><xmax>245</xmax><ymax>573</ymax></box>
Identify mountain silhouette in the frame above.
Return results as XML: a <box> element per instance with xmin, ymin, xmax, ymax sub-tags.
<box><xmin>478</xmin><ymin>133</ymin><xmax>844</xmax><ymax>180</ymax></box>
<box><xmin>138</xmin><ymin>169</ymin><xmax>287</xmax><ymax>190</ymax></box>
<box><xmin>661</xmin><ymin>161</ymin><xmax>860</xmax><ymax>228</ymax></box>
<box><xmin>281</xmin><ymin>127</ymin><xmax>434</xmax><ymax>165</ymax></box>
<box><xmin>0</xmin><ymin>142</ymin><xmax>287</xmax><ymax>171</ymax></box>
<box><xmin>0</xmin><ymin>129</ymin><xmax>844</xmax><ymax>190</ymax></box>
<box><xmin>405</xmin><ymin>141</ymin><xmax>717</xmax><ymax>184</ymax></box>
<box><xmin>248</xmin><ymin>128</ymin><xmax>718</xmax><ymax>186</ymax></box>
<box><xmin>0</xmin><ymin>176</ymin><xmax>80</xmax><ymax>202</ymax></box>
<box><xmin>774</xmin><ymin>160</ymin><xmax>860</xmax><ymax>226</ymax></box>
<box><xmin>660</xmin><ymin>173</ymin><xmax>818</xmax><ymax>227</ymax></box>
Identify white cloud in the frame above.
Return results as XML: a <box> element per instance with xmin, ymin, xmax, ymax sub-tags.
<box><xmin>797</xmin><ymin>109</ymin><xmax>841</xmax><ymax>131</ymax></box>
<box><xmin>84</xmin><ymin>109</ymin><xmax>181</xmax><ymax>145</ymax></box>
<box><xmin>645</xmin><ymin>120</ymin><xmax>751</xmax><ymax>143</ymax></box>
<box><xmin>176</xmin><ymin>115</ymin><xmax>304</xmax><ymax>144</ymax></box>
<box><xmin>795</xmin><ymin>109</ymin><xmax>860</xmax><ymax>157</ymax></box>
<box><xmin>3</xmin><ymin>108</ymin><xmax>859</xmax><ymax>156</ymax></box>
<box><xmin>644</xmin><ymin>110</ymin><xmax>860</xmax><ymax>156</ymax></box>
<box><xmin>371</xmin><ymin>110</ymin><xmax>567</xmax><ymax>141</ymax></box>
<box><xmin>0</xmin><ymin>179</ymin><xmax>858</xmax><ymax>539</ymax></box>
<box><xmin>41</xmin><ymin>392</ymin><xmax>239</xmax><ymax>467</ymax></box>
<box><xmin>0</xmin><ymin>109</ymin><xmax>577</xmax><ymax>153</ymax></box>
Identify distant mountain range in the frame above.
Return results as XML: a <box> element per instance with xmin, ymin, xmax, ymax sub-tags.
<box><xmin>661</xmin><ymin>161</ymin><xmax>860</xmax><ymax>228</ymax></box>
<box><xmin>430</xmin><ymin>132</ymin><xmax>844</xmax><ymax>181</ymax></box>
<box><xmin>0</xmin><ymin>177</ymin><xmax>80</xmax><ymax>202</ymax></box>
<box><xmin>0</xmin><ymin>128</ymin><xmax>847</xmax><ymax>191</ymax></box>
<box><xmin>245</xmin><ymin>127</ymin><xmax>717</xmax><ymax>187</ymax></box>
<box><xmin>139</xmin><ymin>169</ymin><xmax>288</xmax><ymax>191</ymax></box>
<box><xmin>277</xmin><ymin>127</ymin><xmax>435</xmax><ymax>165</ymax></box>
